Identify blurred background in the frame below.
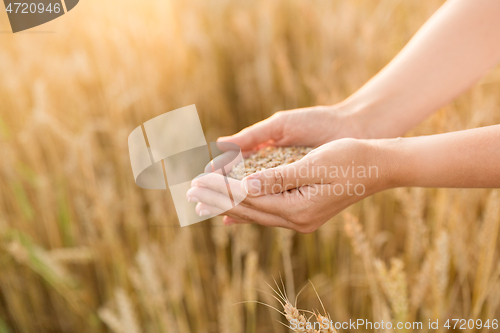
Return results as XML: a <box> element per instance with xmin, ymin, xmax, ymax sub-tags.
<box><xmin>0</xmin><ymin>0</ymin><xmax>499</xmax><ymax>332</ymax></box>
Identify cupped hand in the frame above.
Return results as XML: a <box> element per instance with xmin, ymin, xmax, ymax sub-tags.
<box><xmin>187</xmin><ymin>139</ymin><xmax>390</xmax><ymax>233</ymax></box>
<box><xmin>217</xmin><ymin>105</ymin><xmax>362</xmax><ymax>151</ymax></box>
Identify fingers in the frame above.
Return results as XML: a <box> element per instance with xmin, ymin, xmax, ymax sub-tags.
<box><xmin>194</xmin><ymin>201</ymin><xmax>291</xmax><ymax>228</ymax></box>
<box><xmin>188</xmin><ymin>179</ymin><xmax>329</xmax><ymax>232</ymax></box>
<box><xmin>194</xmin><ymin>203</ymin><xmax>226</xmax><ymax>217</ymax></box>
<box><xmin>217</xmin><ymin>115</ymin><xmax>283</xmax><ymax>151</ymax></box>
<box><xmin>189</xmin><ymin>173</ymin><xmax>296</xmax><ymax>215</ymax></box>
<box><xmin>188</xmin><ymin>188</ymin><xmax>292</xmax><ymax>228</ymax></box>
<box><xmin>192</xmin><ymin>173</ymin><xmax>247</xmax><ymax>202</ymax></box>
<box><xmin>223</xmin><ymin>216</ymin><xmax>249</xmax><ymax>226</ymax></box>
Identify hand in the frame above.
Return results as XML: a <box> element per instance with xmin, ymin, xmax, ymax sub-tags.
<box><xmin>217</xmin><ymin>105</ymin><xmax>363</xmax><ymax>151</ymax></box>
<box><xmin>187</xmin><ymin>139</ymin><xmax>390</xmax><ymax>233</ymax></box>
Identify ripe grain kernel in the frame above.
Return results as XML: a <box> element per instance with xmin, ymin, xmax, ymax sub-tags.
<box><xmin>228</xmin><ymin>146</ymin><xmax>312</xmax><ymax>180</ymax></box>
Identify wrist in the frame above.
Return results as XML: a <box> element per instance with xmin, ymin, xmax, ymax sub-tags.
<box><xmin>364</xmin><ymin>138</ymin><xmax>409</xmax><ymax>191</ymax></box>
<box><xmin>333</xmin><ymin>96</ymin><xmax>388</xmax><ymax>140</ymax></box>
<box><xmin>336</xmin><ymin>87</ymin><xmax>417</xmax><ymax>140</ymax></box>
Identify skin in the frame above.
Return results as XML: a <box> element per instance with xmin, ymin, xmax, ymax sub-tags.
<box><xmin>188</xmin><ymin>0</ymin><xmax>500</xmax><ymax>232</ymax></box>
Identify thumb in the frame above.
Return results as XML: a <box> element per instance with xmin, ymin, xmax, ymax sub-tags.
<box><xmin>241</xmin><ymin>158</ymin><xmax>320</xmax><ymax>196</ymax></box>
<box><xmin>217</xmin><ymin>116</ymin><xmax>282</xmax><ymax>151</ymax></box>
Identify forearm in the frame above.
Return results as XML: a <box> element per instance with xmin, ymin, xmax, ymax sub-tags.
<box><xmin>341</xmin><ymin>0</ymin><xmax>500</xmax><ymax>139</ymax></box>
<box><xmin>381</xmin><ymin>124</ymin><xmax>500</xmax><ymax>189</ymax></box>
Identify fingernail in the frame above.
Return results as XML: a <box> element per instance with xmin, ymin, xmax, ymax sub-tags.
<box><xmin>243</xmin><ymin>178</ymin><xmax>262</xmax><ymax>195</ymax></box>
<box><xmin>188</xmin><ymin>196</ymin><xmax>199</xmax><ymax>203</ymax></box>
<box><xmin>199</xmin><ymin>210</ymin><xmax>211</xmax><ymax>217</ymax></box>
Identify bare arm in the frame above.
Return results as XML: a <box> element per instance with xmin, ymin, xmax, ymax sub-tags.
<box><xmin>219</xmin><ymin>0</ymin><xmax>500</xmax><ymax>150</ymax></box>
<box><xmin>386</xmin><ymin>124</ymin><xmax>500</xmax><ymax>188</ymax></box>
<box><xmin>345</xmin><ymin>0</ymin><xmax>500</xmax><ymax>138</ymax></box>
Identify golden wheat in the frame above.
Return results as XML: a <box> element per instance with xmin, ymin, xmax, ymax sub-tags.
<box><xmin>0</xmin><ymin>0</ymin><xmax>499</xmax><ymax>331</ymax></box>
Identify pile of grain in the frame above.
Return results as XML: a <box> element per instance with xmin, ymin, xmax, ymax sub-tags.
<box><xmin>228</xmin><ymin>146</ymin><xmax>313</xmax><ymax>180</ymax></box>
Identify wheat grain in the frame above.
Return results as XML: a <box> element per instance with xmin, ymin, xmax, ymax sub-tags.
<box><xmin>283</xmin><ymin>300</ymin><xmax>315</xmax><ymax>333</ymax></box>
<box><xmin>98</xmin><ymin>307</ymin><xmax>125</xmax><ymax>333</ymax></box>
<box><xmin>410</xmin><ymin>253</ymin><xmax>432</xmax><ymax>311</ymax></box>
<box><xmin>375</xmin><ymin>258</ymin><xmax>409</xmax><ymax>323</ymax></box>
<box><xmin>277</xmin><ymin>228</ymin><xmax>297</xmax><ymax>302</ymax></box>
<box><xmin>115</xmin><ymin>288</ymin><xmax>141</xmax><ymax>333</ymax></box>
<box><xmin>473</xmin><ymin>190</ymin><xmax>500</xmax><ymax>316</ymax></box>
<box><xmin>431</xmin><ymin>231</ymin><xmax>450</xmax><ymax>318</ymax></box>
<box><xmin>228</xmin><ymin>146</ymin><xmax>312</xmax><ymax>180</ymax></box>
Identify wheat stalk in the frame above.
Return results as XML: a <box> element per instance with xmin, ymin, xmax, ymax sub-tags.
<box><xmin>375</xmin><ymin>258</ymin><xmax>409</xmax><ymax>323</ymax></box>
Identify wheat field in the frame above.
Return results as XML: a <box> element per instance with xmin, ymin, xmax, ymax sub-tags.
<box><xmin>0</xmin><ymin>0</ymin><xmax>499</xmax><ymax>332</ymax></box>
